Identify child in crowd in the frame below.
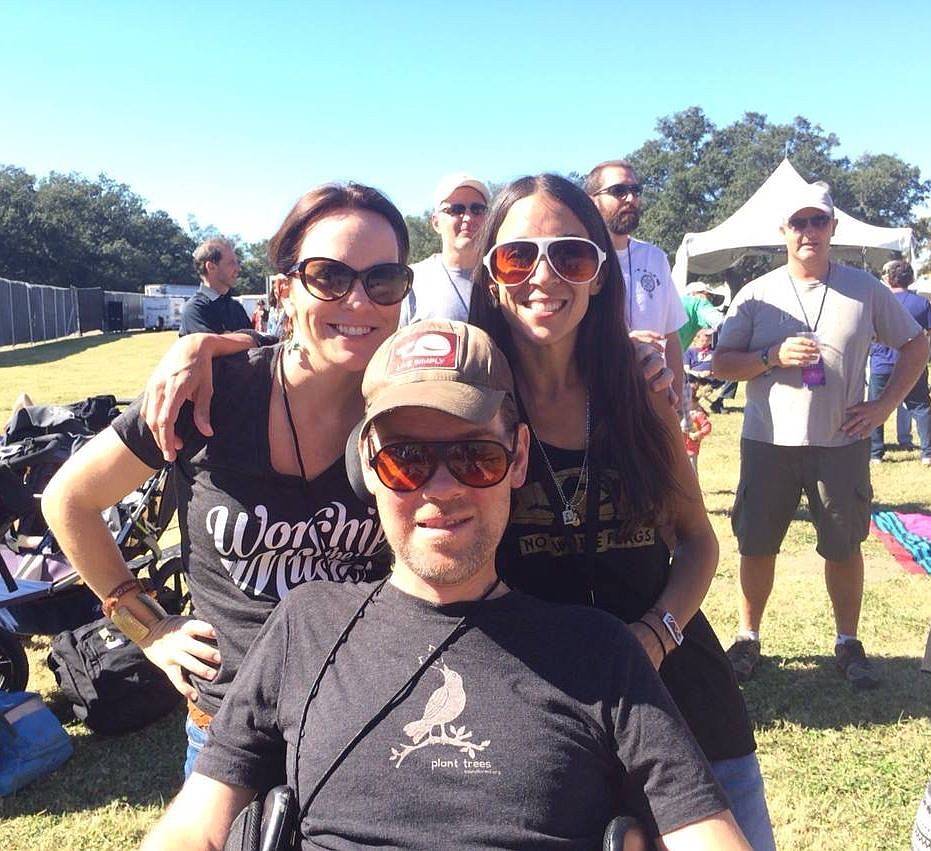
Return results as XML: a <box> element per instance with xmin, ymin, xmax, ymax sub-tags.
<box><xmin>685</xmin><ymin>383</ymin><xmax>712</xmax><ymax>475</ymax></box>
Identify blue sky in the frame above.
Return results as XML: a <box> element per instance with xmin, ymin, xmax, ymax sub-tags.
<box><xmin>4</xmin><ymin>0</ymin><xmax>930</xmax><ymax>243</ymax></box>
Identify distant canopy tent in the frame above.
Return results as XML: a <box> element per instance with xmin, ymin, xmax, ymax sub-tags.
<box><xmin>671</xmin><ymin>158</ymin><xmax>914</xmax><ymax>289</ymax></box>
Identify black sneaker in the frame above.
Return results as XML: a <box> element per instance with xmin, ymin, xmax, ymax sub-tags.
<box><xmin>726</xmin><ymin>637</ymin><xmax>761</xmax><ymax>682</ymax></box>
<box><xmin>709</xmin><ymin>399</ymin><xmax>724</xmax><ymax>414</ymax></box>
<box><xmin>835</xmin><ymin>639</ymin><xmax>881</xmax><ymax>690</ymax></box>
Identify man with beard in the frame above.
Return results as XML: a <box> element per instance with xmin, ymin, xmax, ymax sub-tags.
<box><xmin>141</xmin><ymin>320</ymin><xmax>750</xmax><ymax>851</ymax></box>
<box><xmin>586</xmin><ymin>161</ymin><xmax>687</xmax><ymax>398</ymax></box>
<box><xmin>400</xmin><ymin>173</ymin><xmax>490</xmax><ymax>325</ymax></box>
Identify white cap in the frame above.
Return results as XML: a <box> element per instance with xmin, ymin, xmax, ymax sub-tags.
<box><xmin>781</xmin><ymin>180</ymin><xmax>834</xmax><ymax>223</ymax></box>
<box><xmin>433</xmin><ymin>172</ymin><xmax>490</xmax><ymax>210</ymax></box>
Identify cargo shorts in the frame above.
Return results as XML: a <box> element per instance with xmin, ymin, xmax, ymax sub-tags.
<box><xmin>732</xmin><ymin>438</ymin><xmax>872</xmax><ymax>561</ymax></box>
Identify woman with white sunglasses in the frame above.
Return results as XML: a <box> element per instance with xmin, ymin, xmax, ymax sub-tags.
<box><xmin>42</xmin><ymin>183</ymin><xmax>411</xmax><ymax>776</ymax></box>
<box><xmin>470</xmin><ymin>174</ymin><xmax>775</xmax><ymax>851</ymax></box>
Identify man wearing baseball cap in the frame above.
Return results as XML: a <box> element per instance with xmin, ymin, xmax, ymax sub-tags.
<box><xmin>399</xmin><ymin>172</ymin><xmax>491</xmax><ymax>326</ymax></box>
<box><xmin>143</xmin><ymin>321</ymin><xmax>749</xmax><ymax>851</ymax></box>
<box><xmin>713</xmin><ymin>181</ymin><xmax>929</xmax><ymax>689</ymax></box>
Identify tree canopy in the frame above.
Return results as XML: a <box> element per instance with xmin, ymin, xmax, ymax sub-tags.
<box><xmin>619</xmin><ymin>108</ymin><xmax>929</xmax><ymax>279</ymax></box>
<box><xmin>0</xmin><ymin>167</ymin><xmax>197</xmax><ymax>292</ymax></box>
<box><xmin>2</xmin><ymin>111</ymin><xmax>928</xmax><ymax>291</ymax></box>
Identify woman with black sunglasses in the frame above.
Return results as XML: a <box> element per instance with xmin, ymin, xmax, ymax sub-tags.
<box><xmin>42</xmin><ymin>183</ymin><xmax>411</xmax><ymax>776</ymax></box>
<box><xmin>470</xmin><ymin>174</ymin><xmax>775</xmax><ymax>851</ymax></box>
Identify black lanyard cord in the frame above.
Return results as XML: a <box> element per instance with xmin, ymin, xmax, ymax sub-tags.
<box><xmin>293</xmin><ymin>577</ymin><xmax>500</xmax><ymax>825</ymax></box>
<box><xmin>787</xmin><ymin>264</ymin><xmax>830</xmax><ymax>333</ymax></box>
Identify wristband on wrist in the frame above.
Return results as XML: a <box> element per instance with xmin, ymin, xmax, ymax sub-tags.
<box><xmin>102</xmin><ymin>579</ymin><xmax>146</xmax><ymax>618</ymax></box>
<box><xmin>649</xmin><ymin>607</ymin><xmax>685</xmax><ymax>648</ymax></box>
<box><xmin>105</xmin><ymin>586</ymin><xmax>168</xmax><ymax>644</ymax></box>
<box><xmin>637</xmin><ymin>619</ymin><xmax>667</xmax><ymax>661</ymax></box>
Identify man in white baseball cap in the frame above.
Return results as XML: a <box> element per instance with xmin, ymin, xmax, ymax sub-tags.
<box><xmin>399</xmin><ymin>172</ymin><xmax>491</xmax><ymax>326</ymax></box>
<box><xmin>713</xmin><ymin>179</ymin><xmax>929</xmax><ymax>689</ymax></box>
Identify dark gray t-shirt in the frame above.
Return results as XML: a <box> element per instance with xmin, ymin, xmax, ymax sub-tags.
<box><xmin>197</xmin><ymin>582</ymin><xmax>727</xmax><ymax>849</ymax></box>
<box><xmin>112</xmin><ymin>345</ymin><xmax>390</xmax><ymax>715</ymax></box>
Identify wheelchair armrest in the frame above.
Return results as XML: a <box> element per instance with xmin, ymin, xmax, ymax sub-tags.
<box><xmin>603</xmin><ymin>814</ymin><xmax>653</xmax><ymax>851</ymax></box>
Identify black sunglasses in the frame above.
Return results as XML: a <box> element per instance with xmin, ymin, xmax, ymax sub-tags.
<box><xmin>285</xmin><ymin>257</ymin><xmax>413</xmax><ymax>306</ymax></box>
<box><xmin>785</xmin><ymin>214</ymin><xmax>832</xmax><ymax>232</ymax></box>
<box><xmin>370</xmin><ymin>439</ymin><xmax>515</xmax><ymax>492</ymax></box>
<box><xmin>440</xmin><ymin>203</ymin><xmax>488</xmax><ymax>217</ymax></box>
<box><xmin>592</xmin><ymin>183</ymin><xmax>643</xmax><ymax>199</ymax></box>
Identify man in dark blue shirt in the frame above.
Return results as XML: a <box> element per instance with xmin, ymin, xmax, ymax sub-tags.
<box><xmin>869</xmin><ymin>260</ymin><xmax>931</xmax><ymax>464</ymax></box>
<box><xmin>179</xmin><ymin>238</ymin><xmax>251</xmax><ymax>336</ymax></box>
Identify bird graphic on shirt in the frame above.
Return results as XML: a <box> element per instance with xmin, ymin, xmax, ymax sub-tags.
<box><xmin>402</xmin><ymin>663</ymin><xmax>465</xmax><ymax>743</ymax></box>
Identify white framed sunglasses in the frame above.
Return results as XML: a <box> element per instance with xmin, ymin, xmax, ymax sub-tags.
<box><xmin>483</xmin><ymin>237</ymin><xmax>607</xmax><ymax>287</ymax></box>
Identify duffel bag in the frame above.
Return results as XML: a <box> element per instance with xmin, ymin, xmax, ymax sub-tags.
<box><xmin>0</xmin><ymin>691</ymin><xmax>73</xmax><ymax>796</ymax></box>
<box><xmin>48</xmin><ymin>617</ymin><xmax>181</xmax><ymax>735</ymax></box>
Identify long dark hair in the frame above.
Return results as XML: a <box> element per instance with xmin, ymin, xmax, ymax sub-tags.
<box><xmin>469</xmin><ymin>173</ymin><xmax>677</xmax><ymax>533</ymax></box>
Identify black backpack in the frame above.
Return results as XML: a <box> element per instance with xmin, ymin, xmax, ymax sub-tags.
<box><xmin>47</xmin><ymin>618</ymin><xmax>181</xmax><ymax>735</ymax></box>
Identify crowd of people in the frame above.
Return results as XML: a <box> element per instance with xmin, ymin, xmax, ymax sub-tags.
<box><xmin>40</xmin><ymin>162</ymin><xmax>931</xmax><ymax>850</ymax></box>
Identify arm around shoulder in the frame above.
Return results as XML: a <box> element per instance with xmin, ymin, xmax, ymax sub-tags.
<box><xmin>141</xmin><ymin>772</ymin><xmax>255</xmax><ymax>851</ymax></box>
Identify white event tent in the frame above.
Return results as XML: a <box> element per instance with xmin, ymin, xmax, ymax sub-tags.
<box><xmin>671</xmin><ymin>158</ymin><xmax>914</xmax><ymax>289</ymax></box>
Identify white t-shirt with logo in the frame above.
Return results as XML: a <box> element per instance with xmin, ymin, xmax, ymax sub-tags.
<box><xmin>617</xmin><ymin>239</ymin><xmax>686</xmax><ymax>335</ymax></box>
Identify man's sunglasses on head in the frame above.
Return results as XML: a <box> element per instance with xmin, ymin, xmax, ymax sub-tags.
<box><xmin>370</xmin><ymin>439</ymin><xmax>515</xmax><ymax>491</ymax></box>
<box><xmin>484</xmin><ymin>237</ymin><xmax>607</xmax><ymax>287</ymax></box>
<box><xmin>286</xmin><ymin>257</ymin><xmax>413</xmax><ymax>306</ymax></box>
<box><xmin>785</xmin><ymin>214</ymin><xmax>832</xmax><ymax>232</ymax></box>
<box><xmin>592</xmin><ymin>183</ymin><xmax>643</xmax><ymax>199</ymax></box>
<box><xmin>440</xmin><ymin>203</ymin><xmax>488</xmax><ymax>217</ymax></box>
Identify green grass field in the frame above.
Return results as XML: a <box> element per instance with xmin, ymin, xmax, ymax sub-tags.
<box><xmin>1</xmin><ymin>332</ymin><xmax>930</xmax><ymax>850</ymax></box>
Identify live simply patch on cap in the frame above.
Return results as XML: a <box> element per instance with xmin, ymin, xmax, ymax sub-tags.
<box><xmin>387</xmin><ymin>330</ymin><xmax>461</xmax><ymax>374</ymax></box>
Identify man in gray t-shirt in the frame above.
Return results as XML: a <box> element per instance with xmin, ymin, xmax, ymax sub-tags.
<box><xmin>399</xmin><ymin>172</ymin><xmax>490</xmax><ymax>326</ymax></box>
<box><xmin>713</xmin><ymin>181</ymin><xmax>928</xmax><ymax>690</ymax></box>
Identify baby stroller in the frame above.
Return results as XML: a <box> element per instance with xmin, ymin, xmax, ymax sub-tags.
<box><xmin>0</xmin><ymin>395</ymin><xmax>186</xmax><ymax>691</ymax></box>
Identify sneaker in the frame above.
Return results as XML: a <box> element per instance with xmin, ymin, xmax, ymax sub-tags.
<box><xmin>869</xmin><ymin>458</ymin><xmax>883</xmax><ymax>466</ymax></box>
<box><xmin>922</xmin><ymin>457</ymin><xmax>931</xmax><ymax>467</ymax></box>
<box><xmin>835</xmin><ymin>639</ymin><xmax>881</xmax><ymax>690</ymax></box>
<box><xmin>726</xmin><ymin>637</ymin><xmax>761</xmax><ymax>682</ymax></box>
<box><xmin>709</xmin><ymin>400</ymin><xmax>724</xmax><ymax>414</ymax></box>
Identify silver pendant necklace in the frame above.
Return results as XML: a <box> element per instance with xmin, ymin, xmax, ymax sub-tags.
<box><xmin>532</xmin><ymin>396</ymin><xmax>591</xmax><ymax>527</ymax></box>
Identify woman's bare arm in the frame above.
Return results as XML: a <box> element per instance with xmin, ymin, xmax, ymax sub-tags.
<box><xmin>42</xmin><ymin>428</ymin><xmax>220</xmax><ymax>699</ymax></box>
<box><xmin>142</xmin><ymin>332</ymin><xmax>257</xmax><ymax>461</ymax></box>
<box><xmin>628</xmin><ymin>389</ymin><xmax>718</xmax><ymax>668</ymax></box>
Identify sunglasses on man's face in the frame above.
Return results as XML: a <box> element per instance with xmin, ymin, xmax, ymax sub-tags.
<box><xmin>440</xmin><ymin>203</ymin><xmax>488</xmax><ymax>217</ymax></box>
<box><xmin>286</xmin><ymin>257</ymin><xmax>413</xmax><ymax>306</ymax></box>
<box><xmin>785</xmin><ymin>214</ymin><xmax>833</xmax><ymax>232</ymax></box>
<box><xmin>592</xmin><ymin>183</ymin><xmax>643</xmax><ymax>199</ymax></box>
<box><xmin>484</xmin><ymin>237</ymin><xmax>607</xmax><ymax>287</ymax></box>
<box><xmin>370</xmin><ymin>439</ymin><xmax>515</xmax><ymax>492</ymax></box>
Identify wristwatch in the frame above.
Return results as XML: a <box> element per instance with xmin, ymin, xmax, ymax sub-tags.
<box><xmin>650</xmin><ymin>608</ymin><xmax>685</xmax><ymax>647</ymax></box>
<box><xmin>760</xmin><ymin>347</ymin><xmax>770</xmax><ymax>369</ymax></box>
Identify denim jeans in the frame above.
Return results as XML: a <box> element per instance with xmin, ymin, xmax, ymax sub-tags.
<box><xmin>183</xmin><ymin>714</ymin><xmax>209</xmax><ymax>780</ymax></box>
<box><xmin>869</xmin><ymin>369</ymin><xmax>930</xmax><ymax>459</ymax></box>
<box><xmin>711</xmin><ymin>752</ymin><xmax>776</xmax><ymax>851</ymax></box>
